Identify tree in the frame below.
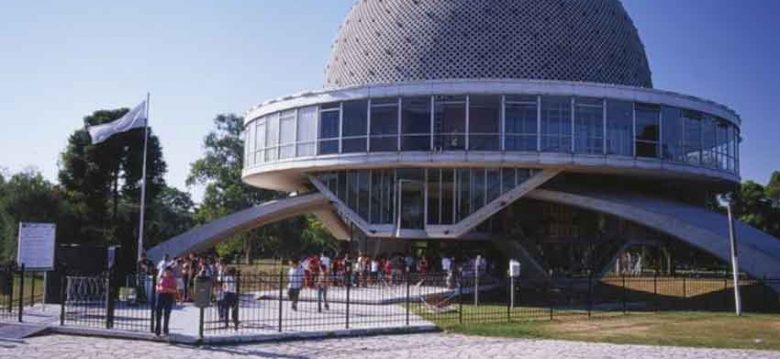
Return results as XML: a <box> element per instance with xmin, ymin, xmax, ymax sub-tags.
<box><xmin>58</xmin><ymin>109</ymin><xmax>167</xmax><ymax>270</ymax></box>
<box><xmin>0</xmin><ymin>171</ymin><xmax>70</xmax><ymax>261</ymax></box>
<box><xmin>766</xmin><ymin>171</ymin><xmax>780</xmax><ymax>206</ymax></box>
<box><xmin>187</xmin><ymin>114</ymin><xmax>337</xmax><ymax>261</ymax></box>
<box><xmin>730</xmin><ymin>180</ymin><xmax>778</xmax><ymax>238</ymax></box>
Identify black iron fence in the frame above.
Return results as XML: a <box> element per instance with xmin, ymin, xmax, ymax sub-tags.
<box><xmin>60</xmin><ymin>272</ymin><xmax>156</xmax><ymax>332</ymax></box>
<box><xmin>0</xmin><ymin>265</ymin><xmax>45</xmax><ymax>323</ymax></box>
<box><xmin>2</xmin><ymin>268</ymin><xmax>778</xmax><ymax>340</ymax></box>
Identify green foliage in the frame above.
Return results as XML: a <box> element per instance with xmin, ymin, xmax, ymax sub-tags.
<box><xmin>767</xmin><ymin>171</ymin><xmax>780</xmax><ymax>205</ymax></box>
<box><xmin>729</xmin><ymin>180</ymin><xmax>780</xmax><ymax>238</ymax></box>
<box><xmin>187</xmin><ymin>114</ymin><xmax>337</xmax><ymax>261</ymax></box>
<box><xmin>0</xmin><ymin>171</ymin><xmax>70</xmax><ymax>261</ymax></box>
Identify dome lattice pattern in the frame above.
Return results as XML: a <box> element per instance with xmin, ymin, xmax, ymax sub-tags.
<box><xmin>325</xmin><ymin>0</ymin><xmax>653</xmax><ymax>88</ymax></box>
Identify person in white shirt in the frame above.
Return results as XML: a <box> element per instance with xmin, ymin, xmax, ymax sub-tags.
<box><xmin>220</xmin><ymin>267</ymin><xmax>238</xmax><ymax>328</ymax></box>
<box><xmin>287</xmin><ymin>259</ymin><xmax>305</xmax><ymax>311</ymax></box>
<box><xmin>319</xmin><ymin>252</ymin><xmax>332</xmax><ymax>271</ymax></box>
<box><xmin>370</xmin><ymin>258</ymin><xmax>379</xmax><ymax>285</ymax></box>
<box><xmin>157</xmin><ymin>254</ymin><xmax>172</xmax><ymax>277</ymax></box>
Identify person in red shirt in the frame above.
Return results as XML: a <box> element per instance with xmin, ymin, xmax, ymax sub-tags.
<box><xmin>155</xmin><ymin>267</ymin><xmax>177</xmax><ymax>336</ymax></box>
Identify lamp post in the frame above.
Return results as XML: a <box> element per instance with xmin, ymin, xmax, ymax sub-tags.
<box><xmin>720</xmin><ymin>194</ymin><xmax>742</xmax><ymax>316</ymax></box>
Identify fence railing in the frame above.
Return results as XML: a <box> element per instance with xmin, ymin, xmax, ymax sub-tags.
<box><xmin>1</xmin><ymin>269</ymin><xmax>778</xmax><ymax>340</ymax></box>
<box><xmin>0</xmin><ymin>264</ymin><xmax>45</xmax><ymax>323</ymax></box>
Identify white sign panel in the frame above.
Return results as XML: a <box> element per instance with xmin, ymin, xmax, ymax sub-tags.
<box><xmin>17</xmin><ymin>222</ymin><xmax>56</xmax><ymax>270</ymax></box>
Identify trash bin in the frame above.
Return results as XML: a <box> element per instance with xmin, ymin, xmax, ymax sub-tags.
<box><xmin>193</xmin><ymin>276</ymin><xmax>213</xmax><ymax>308</ymax></box>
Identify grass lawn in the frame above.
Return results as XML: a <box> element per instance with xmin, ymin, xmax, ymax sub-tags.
<box><xmin>1</xmin><ymin>273</ymin><xmax>45</xmax><ymax>307</ymax></box>
<box><xmin>430</xmin><ymin>307</ymin><xmax>780</xmax><ymax>351</ymax></box>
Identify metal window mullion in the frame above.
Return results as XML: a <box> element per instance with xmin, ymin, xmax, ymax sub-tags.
<box><xmin>465</xmin><ymin>95</ymin><xmax>470</xmax><ymax>151</ymax></box>
<box><xmin>570</xmin><ymin>97</ymin><xmax>575</xmax><ymax>153</ymax></box>
<box><xmin>500</xmin><ymin>95</ymin><xmax>506</xmax><ymax>151</ymax></box>
<box><xmin>367</xmin><ymin>98</ymin><xmax>372</xmax><ymax>153</ymax></box>
<box><xmin>397</xmin><ymin>97</ymin><xmax>402</xmax><ymax>152</ymax></box>
<box><xmin>423</xmin><ymin>169</ymin><xmax>429</xmax><ymax>227</ymax></box>
<box><xmin>292</xmin><ymin>108</ymin><xmax>299</xmax><ymax>158</ymax></box>
<box><xmin>536</xmin><ymin>95</ymin><xmax>542</xmax><ymax>152</ymax></box>
<box><xmin>632</xmin><ymin>102</ymin><xmax>637</xmax><ymax>158</ymax></box>
<box><xmin>338</xmin><ymin>102</ymin><xmax>344</xmax><ymax>154</ymax></box>
<box><xmin>602</xmin><ymin>99</ymin><xmax>607</xmax><ymax>155</ymax></box>
<box><xmin>430</xmin><ymin>96</ymin><xmax>435</xmax><ymax>151</ymax></box>
<box><xmin>657</xmin><ymin>106</ymin><xmax>662</xmax><ymax>159</ymax></box>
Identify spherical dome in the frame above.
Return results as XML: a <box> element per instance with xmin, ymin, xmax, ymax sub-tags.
<box><xmin>325</xmin><ymin>0</ymin><xmax>653</xmax><ymax>89</ymax></box>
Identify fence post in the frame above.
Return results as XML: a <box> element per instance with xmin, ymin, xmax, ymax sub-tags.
<box><xmin>653</xmin><ymin>272</ymin><xmax>658</xmax><ymax>312</ymax></box>
<box><xmin>547</xmin><ymin>278</ymin><xmax>553</xmax><ymax>321</ymax></box>
<box><xmin>621</xmin><ymin>273</ymin><xmax>626</xmax><ymax>315</ymax></box>
<box><xmin>346</xmin><ymin>267</ymin><xmax>351</xmax><ymax>329</ymax></box>
<box><xmin>29</xmin><ymin>271</ymin><xmax>35</xmax><ymax>308</ymax></box>
<box><xmin>405</xmin><ymin>270</ymin><xmax>410</xmax><ymax>326</ymax></box>
<box><xmin>458</xmin><ymin>272</ymin><xmax>463</xmax><ymax>325</ymax></box>
<box><xmin>6</xmin><ymin>266</ymin><xmax>12</xmax><ymax>314</ymax></box>
<box><xmin>105</xmin><ymin>269</ymin><xmax>114</xmax><ymax>329</ymax></box>
<box><xmin>198</xmin><ymin>306</ymin><xmax>204</xmax><ymax>340</ymax></box>
<box><xmin>150</xmin><ymin>273</ymin><xmax>157</xmax><ymax>334</ymax></box>
<box><xmin>59</xmin><ymin>273</ymin><xmax>66</xmax><ymax>326</ymax></box>
<box><xmin>507</xmin><ymin>275</ymin><xmax>511</xmax><ymax>322</ymax></box>
<box><xmin>587</xmin><ymin>273</ymin><xmax>593</xmax><ymax>319</ymax></box>
<box><xmin>18</xmin><ymin>264</ymin><xmax>25</xmax><ymax>323</ymax></box>
<box><xmin>235</xmin><ymin>271</ymin><xmax>241</xmax><ymax>331</ymax></box>
<box><xmin>277</xmin><ymin>269</ymin><xmax>283</xmax><ymax>332</ymax></box>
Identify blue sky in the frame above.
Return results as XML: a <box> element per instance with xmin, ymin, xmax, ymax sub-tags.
<box><xmin>0</xmin><ymin>0</ymin><xmax>778</xmax><ymax>203</ymax></box>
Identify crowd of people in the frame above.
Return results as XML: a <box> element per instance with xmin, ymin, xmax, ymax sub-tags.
<box><xmin>135</xmin><ymin>251</ymin><xmax>493</xmax><ymax>334</ymax></box>
<box><xmin>137</xmin><ymin>252</ymin><xmax>238</xmax><ymax>335</ymax></box>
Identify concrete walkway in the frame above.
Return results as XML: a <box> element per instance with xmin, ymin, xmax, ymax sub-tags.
<box><xmin>2</xmin><ymin>333</ymin><xmax>779</xmax><ymax>359</ymax></box>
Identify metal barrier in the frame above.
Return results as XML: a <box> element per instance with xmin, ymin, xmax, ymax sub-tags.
<box><xmin>2</xmin><ymin>269</ymin><xmax>775</xmax><ymax>339</ymax></box>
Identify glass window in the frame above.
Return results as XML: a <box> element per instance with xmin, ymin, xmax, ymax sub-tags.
<box><xmin>470</xmin><ymin>169</ymin><xmax>485</xmax><ymax>214</ymax></box>
<box><xmin>342</xmin><ymin>100</ymin><xmax>368</xmax><ymax>153</ymax></box>
<box><xmin>486</xmin><ymin>168</ymin><xmax>501</xmax><ymax>203</ymax></box>
<box><xmin>370</xmin><ymin>98</ymin><xmax>399</xmax><ymax>152</ymax></box>
<box><xmin>318</xmin><ymin>103</ymin><xmax>340</xmax><ymax>155</ymax></box>
<box><xmin>505</xmin><ymin>95</ymin><xmax>538</xmax><ymax>151</ymax></box>
<box><xmin>296</xmin><ymin>106</ymin><xmax>317</xmax><ymax>157</ymax></box>
<box><xmin>606</xmin><ymin>100</ymin><xmax>633</xmax><ymax>156</ymax></box>
<box><xmin>574</xmin><ymin>98</ymin><xmax>603</xmax><ymax>154</ymax></box>
<box><xmin>401</xmin><ymin>97</ymin><xmax>431</xmax><ymax>151</ymax></box>
<box><xmin>683</xmin><ymin>110</ymin><xmax>702</xmax><ymax>165</ymax></box>
<box><xmin>279</xmin><ymin>110</ymin><xmax>296</xmax><ymax>159</ymax></box>
<box><xmin>265</xmin><ymin>113</ymin><xmax>279</xmax><ymax>161</ymax></box>
<box><xmin>661</xmin><ymin>107</ymin><xmax>683</xmax><ymax>162</ymax></box>
<box><xmin>701</xmin><ymin>115</ymin><xmax>718</xmax><ymax>168</ymax></box>
<box><xmin>456</xmin><ymin>169</ymin><xmax>470</xmax><ymax>222</ymax></box>
<box><xmin>434</xmin><ymin>95</ymin><xmax>466</xmax><ymax>150</ymax></box>
<box><xmin>635</xmin><ymin>103</ymin><xmax>660</xmax><ymax>158</ymax></box>
<box><xmin>255</xmin><ymin>119</ymin><xmax>266</xmax><ymax>164</ymax></box>
<box><xmin>245</xmin><ymin>121</ymin><xmax>255</xmax><ymax>167</ymax></box>
<box><xmin>397</xmin><ymin>169</ymin><xmax>424</xmax><ymax>230</ymax></box>
<box><xmin>441</xmin><ymin>169</ymin><xmax>454</xmax><ymax>225</ymax></box>
<box><xmin>716</xmin><ymin>120</ymin><xmax>729</xmax><ymax>171</ymax></box>
<box><xmin>468</xmin><ymin>95</ymin><xmax>500</xmax><ymax>151</ymax></box>
<box><xmin>427</xmin><ymin>169</ymin><xmax>441</xmax><ymax>225</ymax></box>
<box><xmin>358</xmin><ymin>170</ymin><xmax>370</xmax><ymax>219</ymax></box>
<box><xmin>540</xmin><ymin>96</ymin><xmax>572</xmax><ymax>153</ymax></box>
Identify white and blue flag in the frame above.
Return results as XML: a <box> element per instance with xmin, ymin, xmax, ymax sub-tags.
<box><xmin>87</xmin><ymin>100</ymin><xmax>147</xmax><ymax>144</ymax></box>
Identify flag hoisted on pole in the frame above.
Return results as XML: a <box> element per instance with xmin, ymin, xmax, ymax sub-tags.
<box><xmin>86</xmin><ymin>95</ymin><xmax>151</xmax><ymax>263</ymax></box>
<box><xmin>87</xmin><ymin>100</ymin><xmax>148</xmax><ymax>144</ymax></box>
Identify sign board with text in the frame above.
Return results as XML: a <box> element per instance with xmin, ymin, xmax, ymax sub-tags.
<box><xmin>16</xmin><ymin>222</ymin><xmax>56</xmax><ymax>270</ymax></box>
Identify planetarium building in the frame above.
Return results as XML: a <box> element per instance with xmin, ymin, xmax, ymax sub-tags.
<box><xmin>152</xmin><ymin>0</ymin><xmax>780</xmax><ymax>282</ymax></box>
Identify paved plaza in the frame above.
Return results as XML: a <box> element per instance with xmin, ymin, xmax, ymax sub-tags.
<box><xmin>2</xmin><ymin>333</ymin><xmax>779</xmax><ymax>359</ymax></box>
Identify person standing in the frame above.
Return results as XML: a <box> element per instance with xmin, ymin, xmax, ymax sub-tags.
<box><xmin>221</xmin><ymin>267</ymin><xmax>238</xmax><ymax>329</ymax></box>
<box><xmin>287</xmin><ymin>259</ymin><xmax>304</xmax><ymax>311</ymax></box>
<box><xmin>316</xmin><ymin>264</ymin><xmax>330</xmax><ymax>312</ymax></box>
<box><xmin>155</xmin><ymin>267</ymin><xmax>177</xmax><ymax>336</ymax></box>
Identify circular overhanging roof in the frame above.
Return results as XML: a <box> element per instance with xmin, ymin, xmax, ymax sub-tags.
<box><xmin>325</xmin><ymin>0</ymin><xmax>653</xmax><ymax>89</ymax></box>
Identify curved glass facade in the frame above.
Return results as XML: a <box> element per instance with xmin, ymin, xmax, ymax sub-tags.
<box><xmin>245</xmin><ymin>94</ymin><xmax>740</xmax><ymax>175</ymax></box>
<box><xmin>315</xmin><ymin>167</ymin><xmax>536</xmax><ymax>228</ymax></box>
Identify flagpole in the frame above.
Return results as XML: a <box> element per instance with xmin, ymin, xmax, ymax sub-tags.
<box><xmin>137</xmin><ymin>93</ymin><xmax>150</xmax><ymax>264</ymax></box>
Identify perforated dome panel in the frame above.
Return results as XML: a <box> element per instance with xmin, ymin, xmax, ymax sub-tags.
<box><xmin>325</xmin><ymin>0</ymin><xmax>653</xmax><ymax>89</ymax></box>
